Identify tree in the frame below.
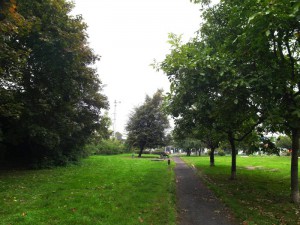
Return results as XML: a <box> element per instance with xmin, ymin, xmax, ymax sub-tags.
<box><xmin>115</xmin><ymin>132</ymin><xmax>123</xmax><ymax>141</ymax></box>
<box><xmin>172</xmin><ymin>121</ymin><xmax>204</xmax><ymax>157</ymax></box>
<box><xmin>243</xmin><ymin>0</ymin><xmax>300</xmax><ymax>203</ymax></box>
<box><xmin>207</xmin><ymin>0</ymin><xmax>299</xmax><ymax>202</ymax></box>
<box><xmin>0</xmin><ymin>0</ymin><xmax>30</xmax><ymax>155</ymax></box>
<box><xmin>191</xmin><ymin>0</ymin><xmax>300</xmax><ymax>202</ymax></box>
<box><xmin>126</xmin><ymin>90</ymin><xmax>170</xmax><ymax>157</ymax></box>
<box><xmin>171</xmin><ymin>106</ymin><xmax>223</xmax><ymax>165</ymax></box>
<box><xmin>159</xmin><ymin>34</ymin><xmax>263</xmax><ymax>179</ymax></box>
<box><xmin>0</xmin><ymin>0</ymin><xmax>108</xmax><ymax>167</ymax></box>
<box><xmin>89</xmin><ymin>112</ymin><xmax>112</xmax><ymax>144</ymax></box>
<box><xmin>276</xmin><ymin>135</ymin><xmax>292</xmax><ymax>150</ymax></box>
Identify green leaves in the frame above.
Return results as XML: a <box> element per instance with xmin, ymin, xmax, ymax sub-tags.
<box><xmin>162</xmin><ymin>0</ymin><xmax>300</xmax><ymax>201</ymax></box>
<box><xmin>0</xmin><ymin>0</ymin><xmax>108</xmax><ymax>167</ymax></box>
<box><xmin>126</xmin><ymin>90</ymin><xmax>170</xmax><ymax>155</ymax></box>
<box><xmin>167</xmin><ymin>33</ymin><xmax>183</xmax><ymax>49</ymax></box>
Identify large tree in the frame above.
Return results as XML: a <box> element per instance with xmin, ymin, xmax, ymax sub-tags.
<box><xmin>159</xmin><ymin>35</ymin><xmax>263</xmax><ymax>179</ymax></box>
<box><xmin>0</xmin><ymin>0</ymin><xmax>30</xmax><ymax>139</ymax></box>
<box><xmin>189</xmin><ymin>0</ymin><xmax>300</xmax><ymax>202</ymax></box>
<box><xmin>244</xmin><ymin>0</ymin><xmax>300</xmax><ymax>203</ymax></box>
<box><xmin>0</xmin><ymin>0</ymin><xmax>108</xmax><ymax>167</ymax></box>
<box><xmin>126</xmin><ymin>90</ymin><xmax>170</xmax><ymax>157</ymax></box>
<box><xmin>200</xmin><ymin>0</ymin><xmax>299</xmax><ymax>203</ymax></box>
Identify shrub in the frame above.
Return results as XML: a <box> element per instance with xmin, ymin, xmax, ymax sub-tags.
<box><xmin>217</xmin><ymin>149</ymin><xmax>225</xmax><ymax>156</ymax></box>
<box><xmin>206</xmin><ymin>149</ymin><xmax>211</xmax><ymax>156</ymax></box>
<box><xmin>85</xmin><ymin>139</ymin><xmax>126</xmax><ymax>155</ymax></box>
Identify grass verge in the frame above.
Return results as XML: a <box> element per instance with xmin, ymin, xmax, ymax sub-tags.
<box><xmin>182</xmin><ymin>156</ymin><xmax>300</xmax><ymax>225</ymax></box>
<box><xmin>0</xmin><ymin>154</ymin><xmax>176</xmax><ymax>225</ymax></box>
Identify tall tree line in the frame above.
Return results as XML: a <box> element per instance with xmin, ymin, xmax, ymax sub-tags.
<box><xmin>0</xmin><ymin>0</ymin><xmax>108</xmax><ymax>167</ymax></box>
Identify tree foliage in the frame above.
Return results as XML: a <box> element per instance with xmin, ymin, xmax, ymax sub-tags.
<box><xmin>206</xmin><ymin>0</ymin><xmax>300</xmax><ymax>202</ymax></box>
<box><xmin>0</xmin><ymin>0</ymin><xmax>108</xmax><ymax>167</ymax></box>
<box><xmin>126</xmin><ymin>90</ymin><xmax>170</xmax><ymax>157</ymax></box>
<box><xmin>276</xmin><ymin>135</ymin><xmax>292</xmax><ymax>150</ymax></box>
<box><xmin>85</xmin><ymin>138</ymin><xmax>126</xmax><ymax>156</ymax></box>
<box><xmin>158</xmin><ymin>0</ymin><xmax>299</xmax><ymax>202</ymax></box>
<box><xmin>160</xmin><ymin>33</ymin><xmax>263</xmax><ymax>178</ymax></box>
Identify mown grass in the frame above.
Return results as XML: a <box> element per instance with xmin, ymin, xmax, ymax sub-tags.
<box><xmin>0</xmin><ymin>155</ymin><xmax>176</xmax><ymax>225</ymax></box>
<box><xmin>182</xmin><ymin>156</ymin><xmax>300</xmax><ymax>225</ymax></box>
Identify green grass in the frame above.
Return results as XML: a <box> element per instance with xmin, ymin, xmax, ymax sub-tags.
<box><xmin>0</xmin><ymin>155</ymin><xmax>176</xmax><ymax>225</ymax></box>
<box><xmin>182</xmin><ymin>155</ymin><xmax>300</xmax><ymax>225</ymax></box>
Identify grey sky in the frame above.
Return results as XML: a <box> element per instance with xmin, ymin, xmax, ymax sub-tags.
<box><xmin>71</xmin><ymin>0</ymin><xmax>202</xmax><ymax>134</ymax></box>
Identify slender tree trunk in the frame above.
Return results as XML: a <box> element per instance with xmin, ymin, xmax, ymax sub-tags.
<box><xmin>228</xmin><ymin>132</ymin><xmax>237</xmax><ymax>180</ymax></box>
<box><xmin>138</xmin><ymin>145</ymin><xmax>144</xmax><ymax>158</ymax></box>
<box><xmin>210</xmin><ymin>148</ymin><xmax>215</xmax><ymax>167</ymax></box>
<box><xmin>186</xmin><ymin>148</ymin><xmax>191</xmax><ymax>156</ymax></box>
<box><xmin>291</xmin><ymin>128</ymin><xmax>299</xmax><ymax>203</ymax></box>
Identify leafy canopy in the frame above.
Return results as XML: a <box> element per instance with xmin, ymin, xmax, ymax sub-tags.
<box><xmin>0</xmin><ymin>0</ymin><xmax>108</xmax><ymax>167</ymax></box>
<box><xmin>126</xmin><ymin>90</ymin><xmax>170</xmax><ymax>156</ymax></box>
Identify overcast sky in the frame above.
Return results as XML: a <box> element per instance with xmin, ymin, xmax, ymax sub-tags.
<box><xmin>71</xmin><ymin>0</ymin><xmax>202</xmax><ymax>135</ymax></box>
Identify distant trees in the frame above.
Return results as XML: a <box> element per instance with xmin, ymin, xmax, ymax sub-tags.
<box><xmin>0</xmin><ymin>0</ymin><xmax>108</xmax><ymax>167</ymax></box>
<box><xmin>158</xmin><ymin>0</ymin><xmax>299</xmax><ymax>202</ymax></box>
<box><xmin>86</xmin><ymin>138</ymin><xmax>126</xmax><ymax>155</ymax></box>
<box><xmin>276</xmin><ymin>135</ymin><xmax>292</xmax><ymax>150</ymax></box>
<box><xmin>126</xmin><ymin>90</ymin><xmax>170</xmax><ymax>157</ymax></box>
<box><xmin>115</xmin><ymin>132</ymin><xmax>123</xmax><ymax>141</ymax></box>
<box><xmin>171</xmin><ymin>109</ymin><xmax>223</xmax><ymax>165</ymax></box>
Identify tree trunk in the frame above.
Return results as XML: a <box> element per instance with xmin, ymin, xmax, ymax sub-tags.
<box><xmin>138</xmin><ymin>144</ymin><xmax>144</xmax><ymax>157</ymax></box>
<box><xmin>228</xmin><ymin>132</ymin><xmax>237</xmax><ymax>180</ymax></box>
<box><xmin>186</xmin><ymin>148</ymin><xmax>191</xmax><ymax>156</ymax></box>
<box><xmin>291</xmin><ymin>128</ymin><xmax>299</xmax><ymax>203</ymax></box>
<box><xmin>210</xmin><ymin>148</ymin><xmax>215</xmax><ymax>167</ymax></box>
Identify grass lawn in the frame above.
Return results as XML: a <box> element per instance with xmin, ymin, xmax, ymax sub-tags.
<box><xmin>0</xmin><ymin>155</ymin><xmax>176</xmax><ymax>225</ymax></box>
<box><xmin>182</xmin><ymin>155</ymin><xmax>300</xmax><ymax>225</ymax></box>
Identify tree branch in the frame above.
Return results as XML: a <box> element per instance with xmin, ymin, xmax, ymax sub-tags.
<box><xmin>284</xmin><ymin>31</ymin><xmax>295</xmax><ymax>81</ymax></box>
<box><xmin>234</xmin><ymin>117</ymin><xmax>265</xmax><ymax>142</ymax></box>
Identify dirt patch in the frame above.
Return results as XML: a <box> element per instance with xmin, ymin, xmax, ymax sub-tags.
<box><xmin>244</xmin><ymin>166</ymin><xmax>279</xmax><ymax>172</ymax></box>
<box><xmin>244</xmin><ymin>166</ymin><xmax>263</xmax><ymax>170</ymax></box>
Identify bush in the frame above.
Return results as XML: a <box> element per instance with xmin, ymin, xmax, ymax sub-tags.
<box><xmin>217</xmin><ymin>149</ymin><xmax>225</xmax><ymax>156</ymax></box>
<box><xmin>206</xmin><ymin>149</ymin><xmax>225</xmax><ymax>156</ymax></box>
<box><xmin>206</xmin><ymin>149</ymin><xmax>211</xmax><ymax>156</ymax></box>
<box><xmin>85</xmin><ymin>139</ymin><xmax>126</xmax><ymax>155</ymax></box>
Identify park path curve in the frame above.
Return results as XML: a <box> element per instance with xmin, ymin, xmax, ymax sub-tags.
<box><xmin>173</xmin><ymin>156</ymin><xmax>237</xmax><ymax>225</ymax></box>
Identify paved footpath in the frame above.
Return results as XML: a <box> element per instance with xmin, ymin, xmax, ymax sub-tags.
<box><xmin>173</xmin><ymin>157</ymin><xmax>237</xmax><ymax>225</ymax></box>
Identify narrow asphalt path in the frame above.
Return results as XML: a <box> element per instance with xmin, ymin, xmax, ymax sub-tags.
<box><xmin>173</xmin><ymin>157</ymin><xmax>236</xmax><ymax>225</ymax></box>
